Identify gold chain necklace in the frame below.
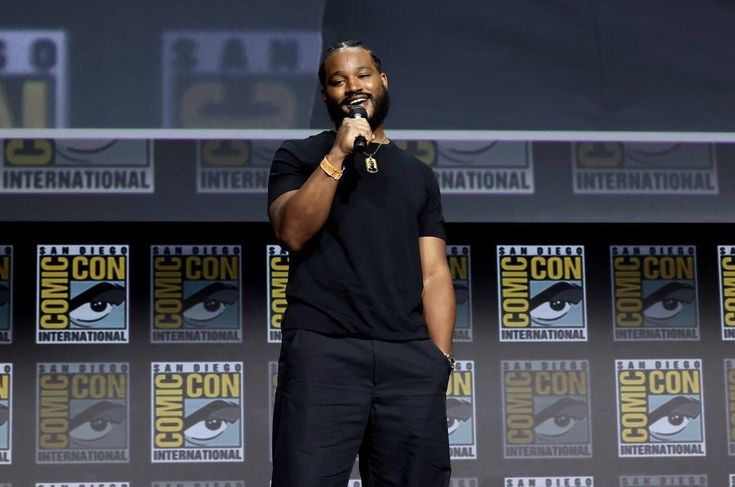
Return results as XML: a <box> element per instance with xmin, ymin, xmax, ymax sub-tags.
<box><xmin>364</xmin><ymin>139</ymin><xmax>386</xmax><ymax>174</ymax></box>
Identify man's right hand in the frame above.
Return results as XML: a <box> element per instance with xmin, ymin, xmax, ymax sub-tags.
<box><xmin>330</xmin><ymin>115</ymin><xmax>374</xmax><ymax>162</ymax></box>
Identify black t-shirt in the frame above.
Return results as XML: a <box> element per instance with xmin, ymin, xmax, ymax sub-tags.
<box><xmin>267</xmin><ymin>130</ymin><xmax>446</xmax><ymax>340</ymax></box>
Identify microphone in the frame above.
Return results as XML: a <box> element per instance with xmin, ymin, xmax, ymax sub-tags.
<box><xmin>347</xmin><ymin>106</ymin><xmax>368</xmax><ymax>152</ymax></box>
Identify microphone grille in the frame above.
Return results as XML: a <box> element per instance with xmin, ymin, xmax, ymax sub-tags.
<box><xmin>348</xmin><ymin>106</ymin><xmax>368</xmax><ymax>118</ymax></box>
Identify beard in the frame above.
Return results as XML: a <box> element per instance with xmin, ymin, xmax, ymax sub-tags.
<box><xmin>326</xmin><ymin>87</ymin><xmax>391</xmax><ymax>131</ymax></box>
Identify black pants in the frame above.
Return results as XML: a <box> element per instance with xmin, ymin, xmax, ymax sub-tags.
<box><xmin>271</xmin><ymin>328</ymin><xmax>452</xmax><ymax>487</ymax></box>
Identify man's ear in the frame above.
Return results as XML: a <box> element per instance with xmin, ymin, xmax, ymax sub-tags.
<box><xmin>380</xmin><ymin>72</ymin><xmax>388</xmax><ymax>90</ymax></box>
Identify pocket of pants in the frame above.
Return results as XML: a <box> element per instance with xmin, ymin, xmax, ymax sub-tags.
<box><xmin>423</xmin><ymin>339</ymin><xmax>452</xmax><ymax>374</ymax></box>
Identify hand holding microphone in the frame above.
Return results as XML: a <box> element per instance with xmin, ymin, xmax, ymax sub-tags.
<box><xmin>347</xmin><ymin>106</ymin><xmax>368</xmax><ymax>153</ymax></box>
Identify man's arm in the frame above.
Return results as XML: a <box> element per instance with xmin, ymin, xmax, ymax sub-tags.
<box><xmin>268</xmin><ymin>118</ymin><xmax>373</xmax><ymax>253</ymax></box>
<box><xmin>419</xmin><ymin>236</ymin><xmax>456</xmax><ymax>355</ymax></box>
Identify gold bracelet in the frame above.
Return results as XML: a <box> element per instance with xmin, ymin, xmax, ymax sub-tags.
<box><xmin>320</xmin><ymin>156</ymin><xmax>344</xmax><ymax>180</ymax></box>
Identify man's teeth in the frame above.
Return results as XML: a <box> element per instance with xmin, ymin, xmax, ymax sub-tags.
<box><xmin>349</xmin><ymin>98</ymin><xmax>368</xmax><ymax>105</ymax></box>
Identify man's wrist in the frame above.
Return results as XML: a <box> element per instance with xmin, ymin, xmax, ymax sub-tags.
<box><xmin>442</xmin><ymin>350</ymin><xmax>455</xmax><ymax>371</ymax></box>
<box><xmin>320</xmin><ymin>156</ymin><xmax>344</xmax><ymax>180</ymax></box>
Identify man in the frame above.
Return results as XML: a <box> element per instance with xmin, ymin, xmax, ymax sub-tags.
<box><xmin>267</xmin><ymin>40</ymin><xmax>455</xmax><ymax>487</ymax></box>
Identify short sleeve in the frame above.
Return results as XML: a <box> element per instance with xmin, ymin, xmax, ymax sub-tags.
<box><xmin>267</xmin><ymin>141</ymin><xmax>310</xmax><ymax>208</ymax></box>
<box><xmin>418</xmin><ymin>166</ymin><xmax>446</xmax><ymax>240</ymax></box>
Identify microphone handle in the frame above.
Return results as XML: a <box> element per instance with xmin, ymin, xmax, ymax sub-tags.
<box><xmin>354</xmin><ymin>135</ymin><xmax>367</xmax><ymax>152</ymax></box>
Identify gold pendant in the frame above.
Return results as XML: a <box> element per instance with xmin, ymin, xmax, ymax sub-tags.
<box><xmin>365</xmin><ymin>155</ymin><xmax>378</xmax><ymax>173</ymax></box>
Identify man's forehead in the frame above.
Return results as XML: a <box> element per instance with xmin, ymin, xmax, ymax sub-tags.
<box><xmin>324</xmin><ymin>47</ymin><xmax>376</xmax><ymax>75</ymax></box>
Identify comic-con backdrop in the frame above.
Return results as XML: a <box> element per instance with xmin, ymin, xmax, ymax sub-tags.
<box><xmin>2</xmin><ymin>1</ymin><xmax>735</xmax><ymax>486</ymax></box>
<box><xmin>1</xmin><ymin>218</ymin><xmax>735</xmax><ymax>487</ymax></box>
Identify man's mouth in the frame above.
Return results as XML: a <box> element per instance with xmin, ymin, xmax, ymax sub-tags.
<box><xmin>344</xmin><ymin>94</ymin><xmax>370</xmax><ymax>108</ymax></box>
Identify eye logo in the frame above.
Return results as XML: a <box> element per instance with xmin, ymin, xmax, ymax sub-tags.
<box><xmin>616</xmin><ymin>359</ymin><xmax>706</xmax><ymax>457</ymax></box>
<box><xmin>69</xmin><ymin>400</ymin><xmax>127</xmax><ymax>447</ymax></box>
<box><xmin>498</xmin><ymin>246</ymin><xmax>587</xmax><ymax>342</ymax></box>
<box><xmin>182</xmin><ymin>282</ymin><xmax>238</xmax><ymax>326</ymax></box>
<box><xmin>647</xmin><ymin>396</ymin><xmax>700</xmax><ymax>441</ymax></box>
<box><xmin>151</xmin><ymin>361</ymin><xmax>244</xmax><ymax>463</ymax></box>
<box><xmin>184</xmin><ymin>399</ymin><xmax>240</xmax><ymax>446</ymax></box>
<box><xmin>36</xmin><ymin>362</ymin><xmax>130</xmax><ymax>464</ymax></box>
<box><xmin>502</xmin><ymin>360</ymin><xmax>592</xmax><ymax>458</ymax></box>
<box><xmin>529</xmin><ymin>282</ymin><xmax>583</xmax><ymax>326</ymax></box>
<box><xmin>151</xmin><ymin>246</ymin><xmax>242</xmax><ymax>343</ymax></box>
<box><xmin>534</xmin><ymin>397</ymin><xmax>588</xmax><ymax>440</ymax></box>
<box><xmin>69</xmin><ymin>282</ymin><xmax>126</xmax><ymax>328</ymax></box>
<box><xmin>0</xmin><ymin>403</ymin><xmax>8</xmax><ymax>426</ymax></box>
<box><xmin>447</xmin><ymin>398</ymin><xmax>472</xmax><ymax>436</ymax></box>
<box><xmin>611</xmin><ymin>246</ymin><xmax>700</xmax><ymax>341</ymax></box>
<box><xmin>36</xmin><ymin>246</ymin><xmax>129</xmax><ymax>344</ymax></box>
<box><xmin>446</xmin><ymin>360</ymin><xmax>477</xmax><ymax>459</ymax></box>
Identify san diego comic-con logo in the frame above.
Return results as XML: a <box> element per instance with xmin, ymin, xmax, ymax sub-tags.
<box><xmin>267</xmin><ymin>244</ymin><xmax>289</xmax><ymax>344</ymax></box>
<box><xmin>502</xmin><ymin>360</ymin><xmax>592</xmax><ymax>459</ymax></box>
<box><xmin>37</xmin><ymin>483</ymin><xmax>129</xmax><ymax>487</ymax></box>
<box><xmin>573</xmin><ymin>142</ymin><xmax>718</xmax><ymax>195</ymax></box>
<box><xmin>611</xmin><ymin>246</ymin><xmax>699</xmax><ymax>341</ymax></box>
<box><xmin>497</xmin><ymin>245</ymin><xmax>587</xmax><ymax>342</ymax></box>
<box><xmin>197</xmin><ymin>139</ymin><xmax>282</xmax><ymax>193</ymax></box>
<box><xmin>0</xmin><ymin>30</ymin><xmax>67</xmax><ymax>128</ymax></box>
<box><xmin>447</xmin><ymin>245</ymin><xmax>472</xmax><ymax>342</ymax></box>
<box><xmin>719</xmin><ymin>246</ymin><xmax>735</xmax><ymax>341</ymax></box>
<box><xmin>151</xmin><ymin>482</ymin><xmax>244</xmax><ymax>487</ymax></box>
<box><xmin>0</xmin><ymin>363</ymin><xmax>12</xmax><ymax>464</ymax></box>
<box><xmin>36</xmin><ymin>245</ymin><xmax>128</xmax><ymax>344</ymax></box>
<box><xmin>151</xmin><ymin>361</ymin><xmax>244</xmax><ymax>463</ymax></box>
<box><xmin>35</xmin><ymin>362</ymin><xmax>129</xmax><ymax>464</ymax></box>
<box><xmin>394</xmin><ymin>139</ymin><xmax>534</xmax><ymax>194</ymax></box>
<box><xmin>620</xmin><ymin>474</ymin><xmax>707</xmax><ymax>487</ymax></box>
<box><xmin>161</xmin><ymin>31</ymin><xmax>321</xmax><ymax>129</ymax></box>
<box><xmin>505</xmin><ymin>477</ymin><xmax>594</xmax><ymax>487</ymax></box>
<box><xmin>615</xmin><ymin>359</ymin><xmax>705</xmax><ymax>457</ymax></box>
<box><xmin>447</xmin><ymin>360</ymin><xmax>477</xmax><ymax>459</ymax></box>
<box><xmin>726</xmin><ymin>359</ymin><xmax>735</xmax><ymax>455</ymax></box>
<box><xmin>0</xmin><ymin>245</ymin><xmax>11</xmax><ymax>344</ymax></box>
<box><xmin>151</xmin><ymin>245</ymin><xmax>242</xmax><ymax>343</ymax></box>
<box><xmin>2</xmin><ymin>139</ymin><xmax>154</xmax><ymax>193</ymax></box>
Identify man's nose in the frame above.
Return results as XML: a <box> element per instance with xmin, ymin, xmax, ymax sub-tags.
<box><xmin>345</xmin><ymin>76</ymin><xmax>362</xmax><ymax>92</ymax></box>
